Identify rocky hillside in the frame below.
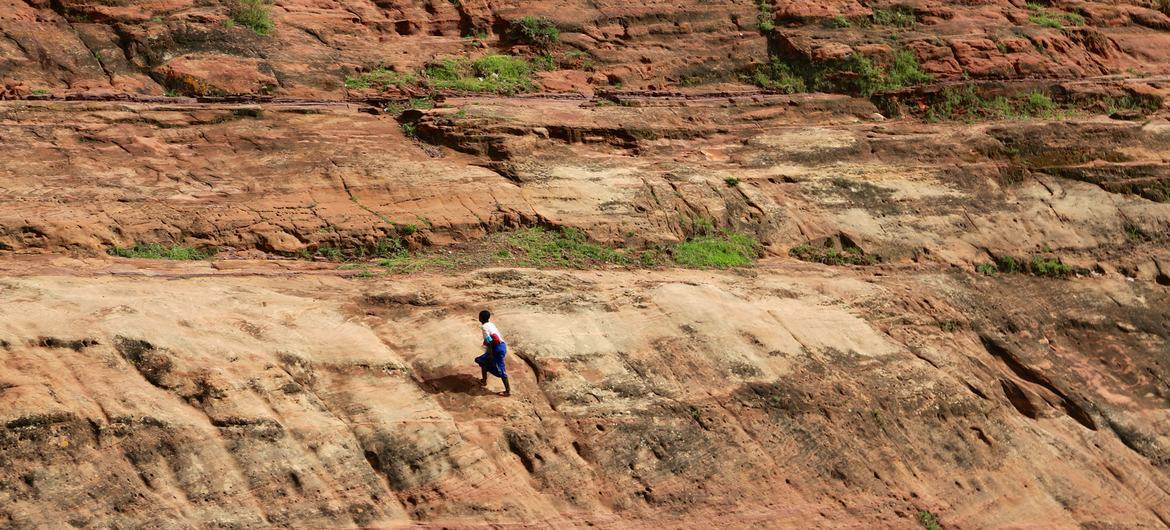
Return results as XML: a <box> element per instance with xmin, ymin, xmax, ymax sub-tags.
<box><xmin>1</xmin><ymin>1</ymin><xmax>1170</xmax><ymax>529</ymax></box>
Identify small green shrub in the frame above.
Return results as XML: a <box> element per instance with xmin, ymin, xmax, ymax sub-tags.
<box><xmin>532</xmin><ymin>54</ymin><xmax>557</xmax><ymax>71</ymax></box>
<box><xmin>685</xmin><ymin>216</ymin><xmax>716</xmax><ymax>237</ymax></box>
<box><xmin>314</xmin><ymin>237</ymin><xmax>407</xmax><ymax>262</ymax></box>
<box><xmin>228</xmin><ymin>0</ymin><xmax>274</xmax><ymax>35</ymax></box>
<box><xmin>1031</xmin><ymin>256</ymin><xmax>1072</xmax><ymax>277</ymax></box>
<box><xmin>789</xmin><ymin>242</ymin><xmax>876</xmax><ymax>266</ymax></box>
<box><xmin>345</xmin><ymin>68</ymin><xmax>417</xmax><ymax>90</ymax></box>
<box><xmin>1023</xmin><ymin>91</ymin><xmax>1055</xmax><ymax>114</ymax></box>
<box><xmin>976</xmin><ymin>263</ymin><xmax>998</xmax><ymax>275</ymax></box>
<box><xmin>757</xmin><ymin>0</ymin><xmax>775</xmax><ymax>32</ymax></box>
<box><xmin>401</xmin><ymin>122</ymin><xmax>417</xmax><ymax>138</ymax></box>
<box><xmin>512</xmin><ymin>16</ymin><xmax>559</xmax><ymax>48</ymax></box>
<box><xmin>815</xmin><ymin>51</ymin><xmax>931</xmax><ymax>96</ymax></box>
<box><xmin>425</xmin><ymin>55</ymin><xmax>537</xmax><ymax>94</ymax></box>
<box><xmin>918</xmin><ymin>510</ymin><xmax>942</xmax><ymax>530</ymax></box>
<box><xmin>996</xmin><ymin>255</ymin><xmax>1022</xmax><ymax>273</ymax></box>
<box><xmin>674</xmin><ymin>233</ymin><xmax>760</xmax><ymax>268</ymax></box>
<box><xmin>724</xmin><ymin>176</ymin><xmax>740</xmax><ymax>187</ymax></box>
<box><xmin>109</xmin><ymin>243</ymin><xmax>212</xmax><ymax>260</ymax></box>
<box><xmin>751</xmin><ymin>58</ymin><xmax>807</xmax><ymax>93</ymax></box>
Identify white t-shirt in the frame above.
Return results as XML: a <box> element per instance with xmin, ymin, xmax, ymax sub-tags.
<box><xmin>482</xmin><ymin>322</ymin><xmax>504</xmax><ymax>344</ymax></box>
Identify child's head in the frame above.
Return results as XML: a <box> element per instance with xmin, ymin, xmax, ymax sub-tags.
<box><xmin>479</xmin><ymin>310</ymin><xmax>491</xmax><ymax>323</ymax></box>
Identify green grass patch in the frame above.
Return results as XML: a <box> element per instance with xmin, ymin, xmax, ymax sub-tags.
<box><xmin>228</xmin><ymin>0</ymin><xmax>274</xmax><ymax>35</ymax></box>
<box><xmin>109</xmin><ymin>243</ymin><xmax>212</xmax><ymax>260</ymax></box>
<box><xmin>504</xmin><ymin>227</ymin><xmax>630</xmax><ymax>267</ymax></box>
<box><xmin>977</xmin><ymin>254</ymin><xmax>1078</xmax><ymax>277</ymax></box>
<box><xmin>789</xmin><ymin>242</ymin><xmax>876</xmax><ymax>266</ymax></box>
<box><xmin>1027</xmin><ymin>3</ymin><xmax>1083</xmax><ymax>29</ymax></box>
<box><xmin>425</xmin><ymin>55</ymin><xmax>537</xmax><ymax>94</ymax></box>
<box><xmin>674</xmin><ymin>233</ymin><xmax>760</xmax><ymax>268</ymax></box>
<box><xmin>345</xmin><ymin>68</ymin><xmax>417</xmax><ymax>90</ymax></box>
<box><xmin>31</xmin><ymin>89</ymin><xmax>50</xmax><ymax>95</ymax></box>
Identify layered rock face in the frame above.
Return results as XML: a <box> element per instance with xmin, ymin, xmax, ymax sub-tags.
<box><xmin>2</xmin><ymin>0</ymin><xmax>1170</xmax><ymax>529</ymax></box>
<box><xmin>4</xmin><ymin>0</ymin><xmax>1170</xmax><ymax>97</ymax></box>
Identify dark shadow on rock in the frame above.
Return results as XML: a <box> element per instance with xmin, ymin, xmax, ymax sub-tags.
<box><xmin>420</xmin><ymin>373</ymin><xmax>493</xmax><ymax>396</ymax></box>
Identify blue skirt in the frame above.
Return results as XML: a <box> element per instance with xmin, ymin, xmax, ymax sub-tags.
<box><xmin>476</xmin><ymin>343</ymin><xmax>508</xmax><ymax>378</ymax></box>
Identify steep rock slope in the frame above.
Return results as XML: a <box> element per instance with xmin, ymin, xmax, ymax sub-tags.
<box><xmin>1</xmin><ymin>262</ymin><xmax>1168</xmax><ymax>528</ymax></box>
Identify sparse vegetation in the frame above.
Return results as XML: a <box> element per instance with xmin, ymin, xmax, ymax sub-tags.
<box><xmin>312</xmin><ymin>237</ymin><xmax>408</xmax><ymax>262</ymax></box>
<box><xmin>1031</xmin><ymin>256</ymin><xmax>1073</xmax><ymax>277</ymax></box>
<box><xmin>918</xmin><ymin>510</ymin><xmax>942</xmax><ymax>530</ymax></box>
<box><xmin>872</xmin><ymin>7</ymin><xmax>917</xmax><ymax>27</ymax></box>
<box><xmin>1027</xmin><ymin>3</ymin><xmax>1084</xmax><ymax>29</ymax></box>
<box><xmin>228</xmin><ymin>0</ymin><xmax>274</xmax><ymax>36</ymax></box>
<box><xmin>978</xmin><ymin>254</ymin><xmax>1079</xmax><ymax>277</ymax></box>
<box><xmin>31</xmin><ymin>89</ymin><xmax>50</xmax><ymax>95</ymax></box>
<box><xmin>789</xmin><ymin>241</ymin><xmax>876</xmax><ymax>266</ymax></box>
<box><xmin>724</xmin><ymin>176</ymin><xmax>740</xmax><ymax>187</ymax></box>
<box><xmin>814</xmin><ymin>50</ymin><xmax>931</xmax><ymax>96</ymax></box>
<box><xmin>401</xmin><ymin>122</ymin><xmax>418</xmax><ymax>138</ymax></box>
<box><xmin>512</xmin><ymin>16</ymin><xmax>560</xmax><ymax>49</ymax></box>
<box><xmin>827</xmin><ymin>15</ymin><xmax>852</xmax><ymax>28</ymax></box>
<box><xmin>674</xmin><ymin>232</ymin><xmax>760</xmax><ymax>268</ymax></box>
<box><xmin>750</xmin><ymin>57</ymin><xmax>807</xmax><ymax>93</ymax></box>
<box><xmin>757</xmin><ymin>0</ymin><xmax>775</xmax><ymax>32</ymax></box>
<box><xmin>344</xmin><ymin>68</ymin><xmax>417</xmax><ymax>90</ymax></box>
<box><xmin>924</xmin><ymin>86</ymin><xmax>1068</xmax><ymax>122</ymax></box>
<box><xmin>425</xmin><ymin>55</ymin><xmax>537</xmax><ymax>94</ymax></box>
<box><xmin>109</xmin><ymin>243</ymin><xmax>212</xmax><ymax>260</ymax></box>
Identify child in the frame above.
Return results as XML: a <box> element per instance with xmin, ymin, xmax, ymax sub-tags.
<box><xmin>475</xmin><ymin>310</ymin><xmax>511</xmax><ymax>397</ymax></box>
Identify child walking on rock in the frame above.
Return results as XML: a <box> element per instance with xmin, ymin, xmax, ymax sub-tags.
<box><xmin>476</xmin><ymin>310</ymin><xmax>511</xmax><ymax>397</ymax></box>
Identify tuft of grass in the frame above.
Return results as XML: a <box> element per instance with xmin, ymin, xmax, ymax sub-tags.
<box><xmin>512</xmin><ymin>16</ymin><xmax>560</xmax><ymax>49</ymax></box>
<box><xmin>401</xmin><ymin>122</ymin><xmax>418</xmax><ymax>138</ymax></box>
<box><xmin>345</xmin><ymin>68</ymin><xmax>417</xmax><ymax>90</ymax></box>
<box><xmin>724</xmin><ymin>176</ymin><xmax>740</xmax><ymax>187</ymax></box>
<box><xmin>31</xmin><ymin>89</ymin><xmax>50</xmax><ymax>95</ymax></box>
<box><xmin>750</xmin><ymin>57</ymin><xmax>807</xmax><ymax>93</ymax></box>
<box><xmin>425</xmin><ymin>55</ymin><xmax>537</xmax><ymax>94</ymax></box>
<box><xmin>918</xmin><ymin>510</ymin><xmax>942</xmax><ymax>530</ymax></box>
<box><xmin>976</xmin><ymin>263</ymin><xmax>998</xmax><ymax>275</ymax></box>
<box><xmin>505</xmin><ymin>226</ymin><xmax>630</xmax><ymax>267</ymax></box>
<box><xmin>532</xmin><ymin>54</ymin><xmax>557</xmax><ymax>71</ymax></box>
<box><xmin>109</xmin><ymin>243</ymin><xmax>212</xmax><ymax>260</ymax></box>
<box><xmin>789</xmin><ymin>242</ymin><xmax>876</xmax><ymax>266</ymax></box>
<box><xmin>674</xmin><ymin>232</ymin><xmax>760</xmax><ymax>268</ymax></box>
<box><xmin>228</xmin><ymin>0</ymin><xmax>274</xmax><ymax>35</ymax></box>
<box><xmin>872</xmin><ymin>7</ymin><xmax>917</xmax><ymax>27</ymax></box>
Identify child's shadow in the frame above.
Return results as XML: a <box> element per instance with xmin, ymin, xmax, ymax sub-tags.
<box><xmin>420</xmin><ymin>373</ymin><xmax>494</xmax><ymax>396</ymax></box>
